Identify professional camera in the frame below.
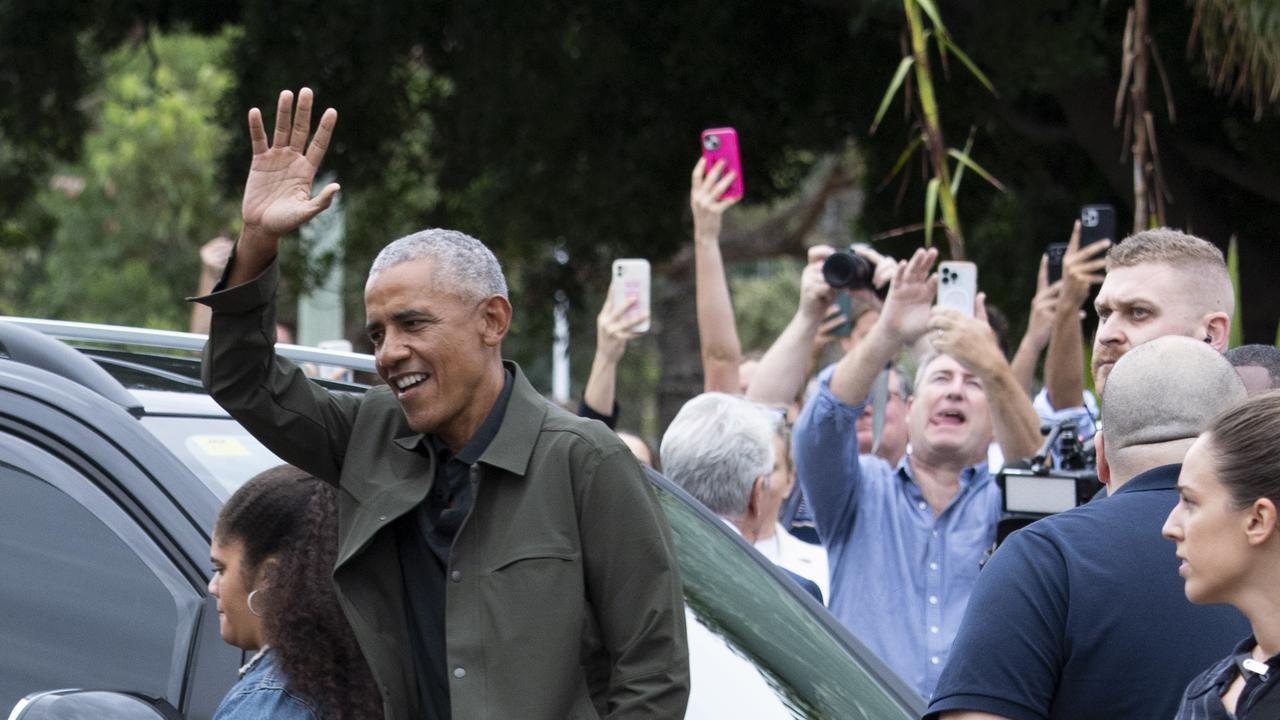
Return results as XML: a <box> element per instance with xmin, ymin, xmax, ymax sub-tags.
<box><xmin>994</xmin><ymin>417</ymin><xmax>1101</xmax><ymax>546</ymax></box>
<box><xmin>822</xmin><ymin>247</ymin><xmax>877</xmax><ymax>291</ymax></box>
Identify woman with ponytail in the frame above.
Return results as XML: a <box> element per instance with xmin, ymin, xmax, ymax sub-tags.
<box><xmin>209</xmin><ymin>464</ymin><xmax>382</xmax><ymax>720</ymax></box>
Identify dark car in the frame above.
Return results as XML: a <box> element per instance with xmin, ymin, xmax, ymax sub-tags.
<box><xmin>0</xmin><ymin>317</ymin><xmax>923</xmax><ymax>720</ymax></box>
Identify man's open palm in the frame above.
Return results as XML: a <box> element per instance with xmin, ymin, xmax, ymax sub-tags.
<box><xmin>242</xmin><ymin>88</ymin><xmax>340</xmax><ymax>237</ymax></box>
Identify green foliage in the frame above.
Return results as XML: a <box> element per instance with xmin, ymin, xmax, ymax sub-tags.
<box><xmin>20</xmin><ymin>30</ymin><xmax>238</xmax><ymax>328</ymax></box>
<box><xmin>730</xmin><ymin>257</ymin><xmax>805</xmax><ymax>355</ymax></box>
<box><xmin>1191</xmin><ymin>0</ymin><xmax>1280</xmax><ymax>120</ymax></box>
<box><xmin>1228</xmin><ymin>235</ymin><xmax>1243</xmax><ymax>348</ymax></box>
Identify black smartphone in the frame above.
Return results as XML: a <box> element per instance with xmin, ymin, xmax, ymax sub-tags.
<box><xmin>1080</xmin><ymin>204</ymin><xmax>1117</xmax><ymax>246</ymax></box>
<box><xmin>830</xmin><ymin>292</ymin><xmax>853</xmax><ymax>337</ymax></box>
<box><xmin>1046</xmin><ymin>243</ymin><xmax>1068</xmax><ymax>285</ymax></box>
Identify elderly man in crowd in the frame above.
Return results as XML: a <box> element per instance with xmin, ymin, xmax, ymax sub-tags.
<box><xmin>793</xmin><ymin>246</ymin><xmax>1043</xmax><ymax>699</ymax></box>
<box><xmin>928</xmin><ymin>336</ymin><xmax>1250</xmax><ymax>720</ymax></box>
<box><xmin>196</xmin><ymin>88</ymin><xmax>688</xmax><ymax>720</ymax></box>
<box><xmin>1225</xmin><ymin>343</ymin><xmax>1280</xmax><ymax>394</ymax></box>
<box><xmin>661</xmin><ymin>392</ymin><xmax>827</xmax><ymax>601</ymax></box>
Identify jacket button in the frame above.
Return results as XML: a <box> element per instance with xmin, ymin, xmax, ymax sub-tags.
<box><xmin>453</xmin><ymin>667</ymin><xmax>466</xmax><ymax>679</ymax></box>
<box><xmin>450</xmin><ymin>570</ymin><xmax>462</xmax><ymax>582</ymax></box>
<box><xmin>378</xmin><ymin>515</ymin><xmax>387</xmax><ymax>522</ymax></box>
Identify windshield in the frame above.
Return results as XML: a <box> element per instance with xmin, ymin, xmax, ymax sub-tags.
<box><xmin>139</xmin><ymin>416</ymin><xmax>286</xmax><ymax>500</ymax></box>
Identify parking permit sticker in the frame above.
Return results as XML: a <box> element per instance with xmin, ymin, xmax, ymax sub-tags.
<box><xmin>190</xmin><ymin>436</ymin><xmax>252</xmax><ymax>457</ymax></box>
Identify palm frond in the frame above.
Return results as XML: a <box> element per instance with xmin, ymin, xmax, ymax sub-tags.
<box><xmin>1190</xmin><ymin>0</ymin><xmax>1280</xmax><ymax>119</ymax></box>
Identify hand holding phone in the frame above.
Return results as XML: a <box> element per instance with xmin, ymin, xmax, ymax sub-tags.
<box><xmin>700</xmin><ymin>128</ymin><xmax>743</xmax><ymax>200</ymax></box>
<box><xmin>611</xmin><ymin>259</ymin><xmax>651</xmax><ymax>333</ymax></box>
<box><xmin>1079</xmin><ymin>204</ymin><xmax>1116</xmax><ymax>246</ymax></box>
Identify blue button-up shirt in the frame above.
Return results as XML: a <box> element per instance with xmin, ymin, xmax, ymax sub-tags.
<box><xmin>793</xmin><ymin>369</ymin><xmax>1001</xmax><ymax>700</ymax></box>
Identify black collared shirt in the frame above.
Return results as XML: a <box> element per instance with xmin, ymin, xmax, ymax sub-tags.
<box><xmin>1175</xmin><ymin>635</ymin><xmax>1280</xmax><ymax>720</ymax></box>
<box><xmin>395</xmin><ymin>369</ymin><xmax>514</xmax><ymax>720</ymax></box>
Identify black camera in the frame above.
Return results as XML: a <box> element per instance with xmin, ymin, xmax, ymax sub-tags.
<box><xmin>822</xmin><ymin>247</ymin><xmax>875</xmax><ymax>291</ymax></box>
<box><xmin>994</xmin><ymin>417</ymin><xmax>1101</xmax><ymax>546</ymax></box>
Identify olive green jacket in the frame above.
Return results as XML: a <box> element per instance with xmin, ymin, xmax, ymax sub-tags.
<box><xmin>197</xmin><ymin>261</ymin><xmax>689</xmax><ymax>720</ymax></box>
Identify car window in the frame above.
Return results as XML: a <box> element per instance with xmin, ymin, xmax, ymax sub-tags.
<box><xmin>0</xmin><ymin>452</ymin><xmax>189</xmax><ymax>711</ymax></box>
<box><xmin>140</xmin><ymin>416</ymin><xmax>285</xmax><ymax>500</ymax></box>
<box><xmin>653</xmin><ymin>477</ymin><xmax>918</xmax><ymax>719</ymax></box>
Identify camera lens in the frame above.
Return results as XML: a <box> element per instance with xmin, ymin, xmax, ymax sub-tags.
<box><xmin>702</xmin><ymin>135</ymin><xmax>720</xmax><ymax>151</ymax></box>
<box><xmin>822</xmin><ymin>250</ymin><xmax>874</xmax><ymax>290</ymax></box>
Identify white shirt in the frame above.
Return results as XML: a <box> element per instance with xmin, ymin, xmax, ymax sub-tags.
<box><xmin>755</xmin><ymin>522</ymin><xmax>830</xmax><ymax>604</ymax></box>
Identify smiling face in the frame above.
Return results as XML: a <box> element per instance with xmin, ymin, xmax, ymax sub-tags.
<box><xmin>364</xmin><ymin>258</ymin><xmax>509</xmax><ymax>447</ymax></box>
<box><xmin>1092</xmin><ymin>263</ymin><xmax>1207</xmax><ymax>394</ymax></box>
<box><xmin>906</xmin><ymin>354</ymin><xmax>993</xmax><ymax>465</ymax></box>
<box><xmin>209</xmin><ymin>534</ymin><xmax>265</xmax><ymax>651</ymax></box>
<box><xmin>1162</xmin><ymin>435</ymin><xmax>1253</xmax><ymax>605</ymax></box>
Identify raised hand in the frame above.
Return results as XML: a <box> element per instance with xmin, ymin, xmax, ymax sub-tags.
<box><xmin>1025</xmin><ymin>254</ymin><xmax>1063</xmax><ymax>351</ymax></box>
<box><xmin>596</xmin><ymin>293</ymin><xmax>647</xmax><ymax>364</ymax></box>
<box><xmin>879</xmin><ymin>247</ymin><xmax>939</xmax><ymax>345</ymax></box>
<box><xmin>798</xmin><ymin>245</ymin><xmax>838</xmax><ymax>320</ymax></box>
<box><xmin>1059</xmin><ymin>220</ymin><xmax>1110</xmax><ymax>311</ymax></box>
<box><xmin>929</xmin><ymin>294</ymin><xmax>1004</xmax><ymax>377</ymax></box>
<box><xmin>690</xmin><ymin>157</ymin><xmax>740</xmax><ymax>242</ymax></box>
<box><xmin>242</xmin><ymin>88</ymin><xmax>341</xmax><ymax>240</ymax></box>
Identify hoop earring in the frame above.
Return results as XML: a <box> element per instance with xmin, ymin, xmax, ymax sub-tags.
<box><xmin>247</xmin><ymin>589</ymin><xmax>265</xmax><ymax>617</ymax></box>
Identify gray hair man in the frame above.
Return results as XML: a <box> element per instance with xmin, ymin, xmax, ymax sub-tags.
<box><xmin>197</xmin><ymin>88</ymin><xmax>688</xmax><ymax>720</ymax></box>
<box><xmin>661</xmin><ymin>392</ymin><xmax>827</xmax><ymax>600</ymax></box>
<box><xmin>929</xmin><ymin>336</ymin><xmax>1250</xmax><ymax>720</ymax></box>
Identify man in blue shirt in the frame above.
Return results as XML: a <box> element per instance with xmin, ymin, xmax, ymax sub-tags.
<box><xmin>927</xmin><ymin>337</ymin><xmax>1250</xmax><ymax>720</ymax></box>
<box><xmin>793</xmin><ymin>247</ymin><xmax>1043</xmax><ymax>699</ymax></box>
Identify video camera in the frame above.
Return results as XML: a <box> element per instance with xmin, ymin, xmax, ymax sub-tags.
<box><xmin>995</xmin><ymin>417</ymin><xmax>1101</xmax><ymax>545</ymax></box>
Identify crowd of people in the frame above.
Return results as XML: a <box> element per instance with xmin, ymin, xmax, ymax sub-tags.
<box><xmin>193</xmin><ymin>86</ymin><xmax>1280</xmax><ymax>719</ymax></box>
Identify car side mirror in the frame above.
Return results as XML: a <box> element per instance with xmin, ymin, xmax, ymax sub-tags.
<box><xmin>8</xmin><ymin>689</ymin><xmax>181</xmax><ymax>720</ymax></box>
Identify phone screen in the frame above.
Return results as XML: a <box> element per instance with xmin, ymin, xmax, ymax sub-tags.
<box><xmin>1046</xmin><ymin>243</ymin><xmax>1068</xmax><ymax>285</ymax></box>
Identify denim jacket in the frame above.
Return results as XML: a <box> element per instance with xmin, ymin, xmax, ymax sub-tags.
<box><xmin>214</xmin><ymin>648</ymin><xmax>319</xmax><ymax>720</ymax></box>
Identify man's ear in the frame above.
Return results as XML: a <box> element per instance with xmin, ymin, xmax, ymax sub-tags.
<box><xmin>1245</xmin><ymin>497</ymin><xmax>1279</xmax><ymax>546</ymax></box>
<box><xmin>1095</xmin><ymin>431</ymin><xmax>1111</xmax><ymax>485</ymax></box>
<box><xmin>478</xmin><ymin>295</ymin><xmax>513</xmax><ymax>346</ymax></box>
<box><xmin>747</xmin><ymin>477</ymin><xmax>766</xmax><ymax>519</ymax></box>
<box><xmin>1204</xmin><ymin>312</ymin><xmax>1231</xmax><ymax>352</ymax></box>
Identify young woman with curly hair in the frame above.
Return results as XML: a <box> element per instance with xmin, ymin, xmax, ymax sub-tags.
<box><xmin>1165</xmin><ymin>391</ymin><xmax>1280</xmax><ymax>719</ymax></box>
<box><xmin>210</xmin><ymin>464</ymin><xmax>382</xmax><ymax>720</ymax></box>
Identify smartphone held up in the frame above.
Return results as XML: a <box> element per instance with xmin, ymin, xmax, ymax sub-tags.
<box><xmin>700</xmin><ymin>128</ymin><xmax>744</xmax><ymax>200</ymax></box>
<box><xmin>611</xmin><ymin>259</ymin><xmax>651</xmax><ymax>333</ymax></box>
<box><xmin>936</xmin><ymin>261</ymin><xmax>978</xmax><ymax>317</ymax></box>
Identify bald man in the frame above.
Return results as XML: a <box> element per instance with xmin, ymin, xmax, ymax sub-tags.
<box><xmin>928</xmin><ymin>337</ymin><xmax>1250</xmax><ymax>720</ymax></box>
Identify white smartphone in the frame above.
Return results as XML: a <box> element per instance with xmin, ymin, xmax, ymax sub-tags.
<box><xmin>936</xmin><ymin>261</ymin><xmax>977</xmax><ymax>317</ymax></box>
<box><xmin>611</xmin><ymin>259</ymin><xmax>651</xmax><ymax>333</ymax></box>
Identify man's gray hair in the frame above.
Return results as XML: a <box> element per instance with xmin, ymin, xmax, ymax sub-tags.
<box><xmin>366</xmin><ymin>228</ymin><xmax>508</xmax><ymax>301</ymax></box>
<box><xmin>1225</xmin><ymin>344</ymin><xmax>1280</xmax><ymax>390</ymax></box>
<box><xmin>660</xmin><ymin>393</ymin><xmax>775</xmax><ymax>519</ymax></box>
<box><xmin>1102</xmin><ymin>336</ymin><xmax>1246</xmax><ymax>453</ymax></box>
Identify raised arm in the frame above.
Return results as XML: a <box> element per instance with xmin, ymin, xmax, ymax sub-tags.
<box><xmin>829</xmin><ymin>247</ymin><xmax>939</xmax><ymax>405</ymax></box>
<box><xmin>1044</xmin><ymin>222</ymin><xmax>1109</xmax><ymax>409</ymax></box>
<box><xmin>930</xmin><ymin>296</ymin><xmax>1043</xmax><ymax>462</ymax></box>
<box><xmin>1009</xmin><ymin>254</ymin><xmax>1062</xmax><ymax>395</ymax></box>
<box><xmin>190</xmin><ymin>236</ymin><xmax>233</xmax><ymax>334</ymax></box>
<box><xmin>746</xmin><ymin>245</ymin><xmax>837</xmax><ymax>404</ymax></box>
<box><xmin>690</xmin><ymin>157</ymin><xmax>743</xmax><ymax>392</ymax></box>
<box><xmin>582</xmin><ymin>291</ymin><xmax>647</xmax><ymax>422</ymax></box>
<box><xmin>226</xmin><ymin>88</ymin><xmax>341</xmax><ymax>287</ymax></box>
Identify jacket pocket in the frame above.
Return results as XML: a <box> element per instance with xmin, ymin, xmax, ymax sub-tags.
<box><xmin>487</xmin><ymin>547</ymin><xmax>579</xmax><ymax>573</ymax></box>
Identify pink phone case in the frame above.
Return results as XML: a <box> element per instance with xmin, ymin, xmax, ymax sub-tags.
<box><xmin>700</xmin><ymin>127</ymin><xmax>744</xmax><ymax>199</ymax></box>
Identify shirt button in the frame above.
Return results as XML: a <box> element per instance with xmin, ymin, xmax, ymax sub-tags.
<box><xmin>932</xmin><ymin>530</ymin><xmax>939</xmax><ymax>538</ymax></box>
<box><xmin>453</xmin><ymin>667</ymin><xmax>466</xmax><ymax>679</ymax></box>
<box><xmin>378</xmin><ymin>515</ymin><xmax>388</xmax><ymax>522</ymax></box>
<box><xmin>930</xmin><ymin>626</ymin><xmax>940</xmax><ymax>634</ymax></box>
<box><xmin>930</xmin><ymin>562</ymin><xmax>939</xmax><ymax>571</ymax></box>
<box><xmin>931</xmin><ymin>656</ymin><xmax>941</xmax><ymax>665</ymax></box>
<box><xmin>450</xmin><ymin>570</ymin><xmax>462</xmax><ymax>582</ymax></box>
<box><xmin>929</xmin><ymin>595</ymin><xmax>939</xmax><ymax>605</ymax></box>
<box><xmin>917</xmin><ymin>501</ymin><xmax>927</xmax><ymax>511</ymax></box>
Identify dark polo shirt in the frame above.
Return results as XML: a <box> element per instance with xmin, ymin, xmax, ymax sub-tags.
<box><xmin>926</xmin><ymin>464</ymin><xmax>1249</xmax><ymax>720</ymax></box>
<box><xmin>395</xmin><ymin>370</ymin><xmax>513</xmax><ymax>720</ymax></box>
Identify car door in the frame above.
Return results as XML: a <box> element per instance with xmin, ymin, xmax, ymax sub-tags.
<box><xmin>0</xmin><ymin>361</ymin><xmax>240</xmax><ymax>719</ymax></box>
